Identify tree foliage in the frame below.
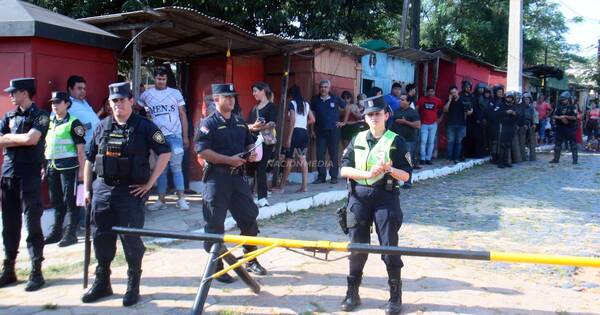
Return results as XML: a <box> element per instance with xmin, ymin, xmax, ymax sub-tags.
<box><xmin>421</xmin><ymin>0</ymin><xmax>580</xmax><ymax>68</ymax></box>
<box><xmin>28</xmin><ymin>0</ymin><xmax>406</xmax><ymax>44</ymax></box>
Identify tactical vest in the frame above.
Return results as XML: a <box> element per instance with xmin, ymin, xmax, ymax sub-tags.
<box><xmin>95</xmin><ymin>116</ymin><xmax>150</xmax><ymax>186</ymax></box>
<box><xmin>45</xmin><ymin>115</ymin><xmax>77</xmax><ymax>160</ymax></box>
<box><xmin>353</xmin><ymin>130</ymin><xmax>397</xmax><ymax>185</ymax></box>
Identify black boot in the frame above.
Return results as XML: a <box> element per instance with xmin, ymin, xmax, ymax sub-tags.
<box><xmin>0</xmin><ymin>259</ymin><xmax>17</xmax><ymax>287</ymax></box>
<box><xmin>341</xmin><ymin>275</ymin><xmax>362</xmax><ymax>311</ymax></box>
<box><xmin>58</xmin><ymin>224</ymin><xmax>78</xmax><ymax>247</ymax></box>
<box><xmin>550</xmin><ymin>146</ymin><xmax>561</xmax><ymax>163</ymax></box>
<box><xmin>384</xmin><ymin>278</ymin><xmax>402</xmax><ymax>315</ymax></box>
<box><xmin>25</xmin><ymin>259</ymin><xmax>45</xmax><ymax>292</ymax></box>
<box><xmin>571</xmin><ymin>143</ymin><xmax>578</xmax><ymax>164</ymax></box>
<box><xmin>123</xmin><ymin>269</ymin><xmax>142</xmax><ymax>306</ymax></box>
<box><xmin>246</xmin><ymin>259</ymin><xmax>267</xmax><ymax>275</ymax></box>
<box><xmin>82</xmin><ymin>265</ymin><xmax>113</xmax><ymax>303</ymax></box>
<box><xmin>44</xmin><ymin>224</ymin><xmax>63</xmax><ymax>245</ymax></box>
<box><xmin>214</xmin><ymin>260</ymin><xmax>236</xmax><ymax>284</ymax></box>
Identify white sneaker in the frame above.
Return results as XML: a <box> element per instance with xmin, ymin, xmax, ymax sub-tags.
<box><xmin>147</xmin><ymin>200</ymin><xmax>167</xmax><ymax>211</ymax></box>
<box><xmin>177</xmin><ymin>198</ymin><xmax>190</xmax><ymax>210</ymax></box>
<box><xmin>257</xmin><ymin>198</ymin><xmax>269</xmax><ymax>207</ymax></box>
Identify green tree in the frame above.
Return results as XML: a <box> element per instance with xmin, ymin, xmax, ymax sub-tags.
<box><xmin>421</xmin><ymin>0</ymin><xmax>580</xmax><ymax>68</ymax></box>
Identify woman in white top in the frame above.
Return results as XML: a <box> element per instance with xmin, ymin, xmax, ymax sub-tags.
<box><xmin>274</xmin><ymin>85</ymin><xmax>315</xmax><ymax>192</ymax></box>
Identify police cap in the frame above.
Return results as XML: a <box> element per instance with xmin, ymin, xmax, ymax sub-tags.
<box><xmin>360</xmin><ymin>95</ymin><xmax>387</xmax><ymax>114</ymax></box>
<box><xmin>48</xmin><ymin>91</ymin><xmax>70</xmax><ymax>104</ymax></box>
<box><xmin>559</xmin><ymin>91</ymin><xmax>571</xmax><ymax>100</ymax></box>
<box><xmin>505</xmin><ymin>91</ymin><xmax>517</xmax><ymax>99</ymax></box>
<box><xmin>212</xmin><ymin>83</ymin><xmax>237</xmax><ymax>96</ymax></box>
<box><xmin>4</xmin><ymin>77</ymin><xmax>35</xmax><ymax>94</ymax></box>
<box><xmin>522</xmin><ymin>92</ymin><xmax>532</xmax><ymax>100</ymax></box>
<box><xmin>108</xmin><ymin>82</ymin><xmax>131</xmax><ymax>100</ymax></box>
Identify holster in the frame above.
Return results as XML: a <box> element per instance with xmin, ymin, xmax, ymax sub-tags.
<box><xmin>336</xmin><ymin>206</ymin><xmax>349</xmax><ymax>235</ymax></box>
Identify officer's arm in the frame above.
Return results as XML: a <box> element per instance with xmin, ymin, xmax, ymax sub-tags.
<box><xmin>147</xmin><ymin>152</ymin><xmax>171</xmax><ymax>186</ymax></box>
<box><xmin>198</xmin><ymin>149</ymin><xmax>238</xmax><ymax>166</ymax></box>
<box><xmin>84</xmin><ymin>160</ymin><xmax>94</xmax><ymax>193</ymax></box>
<box><xmin>386</xmin><ymin>165</ymin><xmax>410</xmax><ymax>182</ymax></box>
<box><xmin>340</xmin><ymin>138</ymin><xmax>375</xmax><ymax>180</ymax></box>
<box><xmin>0</xmin><ymin>129</ymin><xmax>42</xmax><ymax>147</ymax></box>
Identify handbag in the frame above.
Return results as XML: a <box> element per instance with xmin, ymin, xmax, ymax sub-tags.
<box><xmin>256</xmin><ymin>107</ymin><xmax>277</xmax><ymax>145</ymax></box>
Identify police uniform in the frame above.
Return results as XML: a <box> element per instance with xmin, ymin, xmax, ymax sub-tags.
<box><xmin>82</xmin><ymin>82</ymin><xmax>170</xmax><ymax>306</ymax></box>
<box><xmin>550</xmin><ymin>92</ymin><xmax>578</xmax><ymax>164</ymax></box>
<box><xmin>486</xmin><ymin>87</ymin><xmax>504</xmax><ymax>163</ymax></box>
<box><xmin>340</xmin><ymin>96</ymin><xmax>412</xmax><ymax>315</ymax></box>
<box><xmin>195</xmin><ymin>83</ymin><xmax>266</xmax><ymax>280</ymax></box>
<box><xmin>498</xmin><ymin>92</ymin><xmax>518</xmax><ymax>168</ymax></box>
<box><xmin>44</xmin><ymin>91</ymin><xmax>86</xmax><ymax>247</ymax></box>
<box><xmin>0</xmin><ymin>78</ymin><xmax>49</xmax><ymax>291</ymax></box>
<box><xmin>516</xmin><ymin>94</ymin><xmax>536</xmax><ymax>162</ymax></box>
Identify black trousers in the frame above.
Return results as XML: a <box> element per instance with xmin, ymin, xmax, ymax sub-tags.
<box><xmin>1</xmin><ymin>175</ymin><xmax>44</xmax><ymax>261</ymax></box>
<box><xmin>47</xmin><ymin>166</ymin><xmax>79</xmax><ymax>228</ymax></box>
<box><xmin>346</xmin><ymin>185</ymin><xmax>403</xmax><ymax>278</ymax></box>
<box><xmin>316</xmin><ymin>128</ymin><xmax>340</xmax><ymax>180</ymax></box>
<box><xmin>202</xmin><ymin>170</ymin><xmax>259</xmax><ymax>253</ymax></box>
<box><xmin>92</xmin><ymin>179</ymin><xmax>146</xmax><ymax>269</ymax></box>
<box><xmin>248</xmin><ymin>144</ymin><xmax>273</xmax><ymax>199</ymax></box>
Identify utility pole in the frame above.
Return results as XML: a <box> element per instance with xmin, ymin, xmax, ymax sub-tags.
<box><xmin>507</xmin><ymin>0</ymin><xmax>523</xmax><ymax>93</ymax></box>
<box><xmin>399</xmin><ymin>0</ymin><xmax>410</xmax><ymax>48</ymax></box>
<box><xmin>410</xmin><ymin>0</ymin><xmax>421</xmax><ymax>49</ymax></box>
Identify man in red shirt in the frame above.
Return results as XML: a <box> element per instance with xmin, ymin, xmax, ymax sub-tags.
<box><xmin>416</xmin><ymin>86</ymin><xmax>444</xmax><ymax>164</ymax></box>
<box><xmin>535</xmin><ymin>95</ymin><xmax>552</xmax><ymax>144</ymax></box>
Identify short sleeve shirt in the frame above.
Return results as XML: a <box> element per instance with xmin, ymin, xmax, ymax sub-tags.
<box><xmin>138</xmin><ymin>87</ymin><xmax>186</xmax><ymax>137</ymax></box>
<box><xmin>341</xmin><ymin>130</ymin><xmax>413</xmax><ymax>186</ymax></box>
<box><xmin>311</xmin><ymin>94</ymin><xmax>346</xmax><ymax>131</ymax></box>
<box><xmin>391</xmin><ymin>107</ymin><xmax>420</xmax><ymax>142</ymax></box>
<box><xmin>416</xmin><ymin>96</ymin><xmax>443</xmax><ymax>125</ymax></box>
<box><xmin>447</xmin><ymin>98</ymin><xmax>467</xmax><ymax>126</ymax></box>
<box><xmin>47</xmin><ymin>113</ymin><xmax>86</xmax><ymax>169</ymax></box>
<box><xmin>0</xmin><ymin>104</ymin><xmax>50</xmax><ymax>177</ymax></box>
<box><xmin>68</xmin><ymin>97</ymin><xmax>100</xmax><ymax>148</ymax></box>
<box><xmin>247</xmin><ymin>102</ymin><xmax>278</xmax><ymax>135</ymax></box>
<box><xmin>195</xmin><ymin>112</ymin><xmax>254</xmax><ymax>163</ymax></box>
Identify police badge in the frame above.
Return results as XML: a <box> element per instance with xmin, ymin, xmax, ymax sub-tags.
<box><xmin>152</xmin><ymin>131</ymin><xmax>165</xmax><ymax>144</ymax></box>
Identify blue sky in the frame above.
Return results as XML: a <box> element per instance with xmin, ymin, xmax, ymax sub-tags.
<box><xmin>555</xmin><ymin>0</ymin><xmax>600</xmax><ymax>57</ymax></box>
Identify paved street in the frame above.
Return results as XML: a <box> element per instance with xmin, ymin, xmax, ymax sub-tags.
<box><xmin>1</xmin><ymin>152</ymin><xmax>599</xmax><ymax>314</ymax></box>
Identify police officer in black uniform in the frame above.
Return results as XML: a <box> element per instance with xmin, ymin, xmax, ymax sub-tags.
<box><xmin>195</xmin><ymin>83</ymin><xmax>267</xmax><ymax>283</ymax></box>
<box><xmin>339</xmin><ymin>96</ymin><xmax>412</xmax><ymax>315</ymax></box>
<box><xmin>486</xmin><ymin>85</ymin><xmax>504</xmax><ymax>163</ymax></box>
<box><xmin>81</xmin><ymin>82</ymin><xmax>171</xmax><ymax>306</ymax></box>
<box><xmin>0</xmin><ymin>78</ymin><xmax>49</xmax><ymax>291</ymax></box>
<box><xmin>550</xmin><ymin>91</ymin><xmax>578</xmax><ymax>164</ymax></box>
<box><xmin>498</xmin><ymin>91</ymin><xmax>518</xmax><ymax>168</ymax></box>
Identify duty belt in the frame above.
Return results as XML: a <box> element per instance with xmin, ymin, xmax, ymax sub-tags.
<box><xmin>211</xmin><ymin>165</ymin><xmax>244</xmax><ymax>175</ymax></box>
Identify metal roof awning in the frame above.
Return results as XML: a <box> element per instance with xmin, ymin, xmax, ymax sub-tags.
<box><xmin>80</xmin><ymin>6</ymin><xmax>283</xmax><ymax>60</ymax></box>
<box><xmin>260</xmin><ymin>34</ymin><xmax>372</xmax><ymax>57</ymax></box>
<box><xmin>383</xmin><ymin>47</ymin><xmax>441</xmax><ymax>62</ymax></box>
<box><xmin>0</xmin><ymin>0</ymin><xmax>123</xmax><ymax>50</ymax></box>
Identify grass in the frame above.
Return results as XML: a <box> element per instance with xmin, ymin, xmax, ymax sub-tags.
<box><xmin>217</xmin><ymin>310</ymin><xmax>243</xmax><ymax>315</ymax></box>
<box><xmin>41</xmin><ymin>303</ymin><xmax>58</xmax><ymax>310</ymax></box>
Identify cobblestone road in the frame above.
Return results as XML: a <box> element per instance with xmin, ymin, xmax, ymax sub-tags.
<box><xmin>1</xmin><ymin>153</ymin><xmax>599</xmax><ymax>314</ymax></box>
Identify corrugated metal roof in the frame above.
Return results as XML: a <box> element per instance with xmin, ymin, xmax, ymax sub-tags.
<box><xmin>0</xmin><ymin>0</ymin><xmax>123</xmax><ymax>50</ymax></box>
<box><xmin>383</xmin><ymin>47</ymin><xmax>440</xmax><ymax>62</ymax></box>
<box><xmin>260</xmin><ymin>34</ymin><xmax>372</xmax><ymax>56</ymax></box>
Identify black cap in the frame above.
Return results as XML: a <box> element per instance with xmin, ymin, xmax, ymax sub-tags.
<box><xmin>4</xmin><ymin>77</ymin><xmax>35</xmax><ymax>94</ymax></box>
<box><xmin>211</xmin><ymin>83</ymin><xmax>237</xmax><ymax>96</ymax></box>
<box><xmin>360</xmin><ymin>96</ymin><xmax>387</xmax><ymax>114</ymax></box>
<box><xmin>108</xmin><ymin>82</ymin><xmax>131</xmax><ymax>100</ymax></box>
<box><xmin>49</xmin><ymin>91</ymin><xmax>70</xmax><ymax>103</ymax></box>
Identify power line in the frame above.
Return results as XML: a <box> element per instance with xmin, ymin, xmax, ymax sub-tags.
<box><xmin>556</xmin><ymin>0</ymin><xmax>600</xmax><ymax>23</ymax></box>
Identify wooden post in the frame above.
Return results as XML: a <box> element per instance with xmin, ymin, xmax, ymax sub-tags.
<box><xmin>400</xmin><ymin>0</ymin><xmax>410</xmax><ymax>48</ymax></box>
<box><xmin>423</xmin><ymin>61</ymin><xmax>429</xmax><ymax>93</ymax></box>
<box><xmin>272</xmin><ymin>53</ymin><xmax>291</xmax><ymax>188</ymax></box>
<box><xmin>132</xmin><ymin>29</ymin><xmax>142</xmax><ymax>100</ymax></box>
<box><xmin>433</xmin><ymin>57</ymin><xmax>440</xmax><ymax>91</ymax></box>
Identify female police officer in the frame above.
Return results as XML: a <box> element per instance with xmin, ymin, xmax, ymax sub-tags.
<box><xmin>81</xmin><ymin>82</ymin><xmax>171</xmax><ymax>306</ymax></box>
<box><xmin>339</xmin><ymin>95</ymin><xmax>412</xmax><ymax>314</ymax></box>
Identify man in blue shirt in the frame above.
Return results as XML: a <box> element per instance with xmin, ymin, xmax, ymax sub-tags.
<box><xmin>67</xmin><ymin>75</ymin><xmax>100</xmax><ymax>152</ymax></box>
<box><xmin>384</xmin><ymin>82</ymin><xmax>402</xmax><ymax>113</ymax></box>
<box><xmin>311</xmin><ymin>80</ymin><xmax>346</xmax><ymax>184</ymax></box>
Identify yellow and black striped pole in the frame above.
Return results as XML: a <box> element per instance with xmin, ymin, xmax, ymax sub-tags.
<box><xmin>113</xmin><ymin>227</ymin><xmax>600</xmax><ymax>268</ymax></box>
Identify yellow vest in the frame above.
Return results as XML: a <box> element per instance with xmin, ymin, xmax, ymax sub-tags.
<box><xmin>353</xmin><ymin>130</ymin><xmax>397</xmax><ymax>185</ymax></box>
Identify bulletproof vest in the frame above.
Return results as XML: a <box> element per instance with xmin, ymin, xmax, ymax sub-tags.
<box><xmin>353</xmin><ymin>130</ymin><xmax>396</xmax><ymax>186</ymax></box>
<box><xmin>94</xmin><ymin>117</ymin><xmax>150</xmax><ymax>186</ymax></box>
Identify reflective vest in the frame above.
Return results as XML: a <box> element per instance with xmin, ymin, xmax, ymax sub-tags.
<box><xmin>353</xmin><ymin>129</ymin><xmax>397</xmax><ymax>185</ymax></box>
<box><xmin>45</xmin><ymin>115</ymin><xmax>77</xmax><ymax>160</ymax></box>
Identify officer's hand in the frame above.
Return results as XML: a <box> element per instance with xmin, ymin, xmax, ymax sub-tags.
<box><xmin>78</xmin><ymin>170</ymin><xmax>84</xmax><ymax>182</ymax></box>
<box><xmin>183</xmin><ymin>137</ymin><xmax>190</xmax><ymax>150</ymax></box>
<box><xmin>229</xmin><ymin>155</ymin><xmax>247</xmax><ymax>167</ymax></box>
<box><xmin>336</xmin><ymin>121</ymin><xmax>346</xmax><ymax>128</ymax></box>
<box><xmin>248</xmin><ymin>150</ymin><xmax>259</xmax><ymax>162</ymax></box>
<box><xmin>129</xmin><ymin>183</ymin><xmax>153</xmax><ymax>197</ymax></box>
<box><xmin>85</xmin><ymin>190</ymin><xmax>92</xmax><ymax>205</ymax></box>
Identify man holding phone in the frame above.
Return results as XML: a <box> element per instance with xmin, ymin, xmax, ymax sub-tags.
<box><xmin>444</xmin><ymin>86</ymin><xmax>473</xmax><ymax>163</ymax></box>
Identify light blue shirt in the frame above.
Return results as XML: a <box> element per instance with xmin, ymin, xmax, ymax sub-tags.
<box><xmin>68</xmin><ymin>97</ymin><xmax>100</xmax><ymax>150</ymax></box>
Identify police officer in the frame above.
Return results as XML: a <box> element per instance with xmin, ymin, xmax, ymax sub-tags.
<box><xmin>470</xmin><ymin>82</ymin><xmax>489</xmax><ymax>157</ymax></box>
<box><xmin>498</xmin><ymin>91</ymin><xmax>518</xmax><ymax>168</ymax></box>
<box><xmin>339</xmin><ymin>96</ymin><xmax>412</xmax><ymax>314</ymax></box>
<box><xmin>195</xmin><ymin>83</ymin><xmax>267</xmax><ymax>283</ymax></box>
<box><xmin>82</xmin><ymin>82</ymin><xmax>171</xmax><ymax>306</ymax></box>
<box><xmin>486</xmin><ymin>85</ymin><xmax>504</xmax><ymax>163</ymax></box>
<box><xmin>0</xmin><ymin>78</ymin><xmax>50</xmax><ymax>291</ymax></box>
<box><xmin>44</xmin><ymin>92</ymin><xmax>86</xmax><ymax>247</ymax></box>
<box><xmin>516</xmin><ymin>92</ymin><xmax>536</xmax><ymax>161</ymax></box>
<box><xmin>550</xmin><ymin>91</ymin><xmax>578</xmax><ymax>164</ymax></box>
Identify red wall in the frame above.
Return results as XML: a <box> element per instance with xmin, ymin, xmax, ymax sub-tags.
<box><xmin>232</xmin><ymin>56</ymin><xmax>265</xmax><ymax>119</ymax></box>
<box><xmin>455</xmin><ymin>58</ymin><xmax>490</xmax><ymax>89</ymax></box>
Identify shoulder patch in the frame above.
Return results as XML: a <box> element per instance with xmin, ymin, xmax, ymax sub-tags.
<box><xmin>200</xmin><ymin>126</ymin><xmax>210</xmax><ymax>134</ymax></box>
<box><xmin>405</xmin><ymin>152</ymin><xmax>413</xmax><ymax>167</ymax></box>
<box><xmin>74</xmin><ymin>125</ymin><xmax>85</xmax><ymax>137</ymax></box>
<box><xmin>36</xmin><ymin>115</ymin><xmax>49</xmax><ymax>127</ymax></box>
<box><xmin>152</xmin><ymin>131</ymin><xmax>165</xmax><ymax>144</ymax></box>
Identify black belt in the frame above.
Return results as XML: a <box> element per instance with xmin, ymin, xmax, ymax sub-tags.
<box><xmin>210</xmin><ymin>165</ymin><xmax>244</xmax><ymax>175</ymax></box>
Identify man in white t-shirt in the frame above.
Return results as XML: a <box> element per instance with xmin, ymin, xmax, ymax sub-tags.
<box><xmin>139</xmin><ymin>67</ymin><xmax>190</xmax><ymax>210</ymax></box>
